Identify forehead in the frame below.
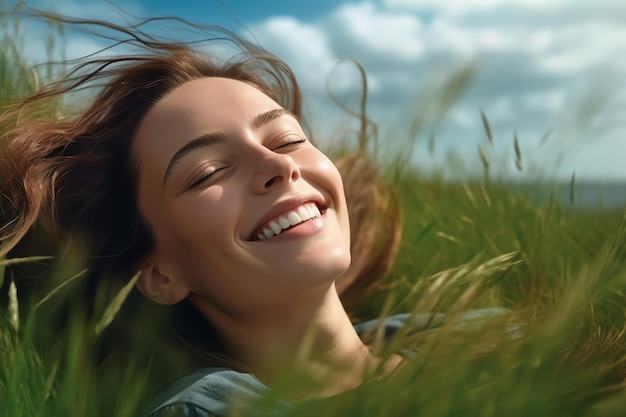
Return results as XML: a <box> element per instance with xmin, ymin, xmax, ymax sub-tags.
<box><xmin>131</xmin><ymin>77</ymin><xmax>281</xmax><ymax>174</ymax></box>
<box><xmin>136</xmin><ymin>77</ymin><xmax>280</xmax><ymax>145</ymax></box>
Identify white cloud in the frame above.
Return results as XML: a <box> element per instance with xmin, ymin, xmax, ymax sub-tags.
<box><xmin>246</xmin><ymin>0</ymin><xmax>626</xmax><ymax>179</ymax></box>
<box><xmin>520</xmin><ymin>90</ymin><xmax>566</xmax><ymax>114</ymax></box>
<box><xmin>383</xmin><ymin>0</ymin><xmax>595</xmax><ymax>15</ymax></box>
<box><xmin>249</xmin><ymin>17</ymin><xmax>335</xmax><ymax>91</ymax></box>
<box><xmin>15</xmin><ymin>0</ymin><xmax>626</xmax><ymax>180</ymax></box>
<box><xmin>328</xmin><ymin>2</ymin><xmax>425</xmax><ymax>60</ymax></box>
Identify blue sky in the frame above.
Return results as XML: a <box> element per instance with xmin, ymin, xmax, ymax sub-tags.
<box><xmin>143</xmin><ymin>1</ymin><xmax>345</xmax><ymax>24</ymax></box>
<box><xmin>18</xmin><ymin>0</ymin><xmax>626</xmax><ymax>181</ymax></box>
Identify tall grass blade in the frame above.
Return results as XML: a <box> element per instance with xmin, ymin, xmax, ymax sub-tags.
<box><xmin>597</xmin><ymin>209</ymin><xmax>626</xmax><ymax>283</ymax></box>
<box><xmin>428</xmin><ymin>132</ymin><xmax>435</xmax><ymax>156</ymax></box>
<box><xmin>94</xmin><ymin>271</ymin><xmax>140</xmax><ymax>337</ymax></box>
<box><xmin>407</xmin><ymin>251</ymin><xmax>522</xmax><ymax>314</ymax></box>
<box><xmin>478</xmin><ymin>144</ymin><xmax>490</xmax><ymax>182</ymax></box>
<box><xmin>408</xmin><ymin>64</ymin><xmax>475</xmax><ymax>141</ymax></box>
<box><xmin>514</xmin><ymin>132</ymin><xmax>522</xmax><ymax>172</ymax></box>
<box><xmin>0</xmin><ymin>256</ymin><xmax>54</xmax><ymax>267</ymax></box>
<box><xmin>34</xmin><ymin>268</ymin><xmax>88</xmax><ymax>310</ymax></box>
<box><xmin>539</xmin><ymin>129</ymin><xmax>552</xmax><ymax>145</ymax></box>
<box><xmin>480</xmin><ymin>109</ymin><xmax>493</xmax><ymax>145</ymax></box>
<box><xmin>0</xmin><ymin>256</ymin><xmax>53</xmax><ymax>290</ymax></box>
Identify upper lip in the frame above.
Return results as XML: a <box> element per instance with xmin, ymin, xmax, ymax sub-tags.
<box><xmin>247</xmin><ymin>194</ymin><xmax>327</xmax><ymax>241</ymax></box>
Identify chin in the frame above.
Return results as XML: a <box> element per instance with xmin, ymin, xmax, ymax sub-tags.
<box><xmin>268</xmin><ymin>249</ymin><xmax>348</xmax><ymax>286</ymax></box>
<box><xmin>302</xmin><ymin>249</ymin><xmax>351</xmax><ymax>284</ymax></box>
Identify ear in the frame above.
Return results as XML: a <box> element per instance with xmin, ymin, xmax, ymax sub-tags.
<box><xmin>135</xmin><ymin>259</ymin><xmax>189</xmax><ymax>305</ymax></box>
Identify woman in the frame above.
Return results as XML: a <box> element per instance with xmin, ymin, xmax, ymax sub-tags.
<box><xmin>0</xmin><ymin>10</ymin><xmax>408</xmax><ymax>416</ymax></box>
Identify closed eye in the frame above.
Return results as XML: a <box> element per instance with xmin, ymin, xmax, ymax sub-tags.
<box><xmin>187</xmin><ymin>167</ymin><xmax>225</xmax><ymax>190</ymax></box>
<box><xmin>273</xmin><ymin>136</ymin><xmax>307</xmax><ymax>150</ymax></box>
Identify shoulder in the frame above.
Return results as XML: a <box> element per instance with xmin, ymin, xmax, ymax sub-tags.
<box><xmin>148</xmin><ymin>403</ymin><xmax>213</xmax><ymax>417</ymax></box>
<box><xmin>146</xmin><ymin>367</ymin><xmax>267</xmax><ymax>417</ymax></box>
<box><xmin>145</xmin><ymin>308</ymin><xmax>512</xmax><ymax>417</ymax></box>
<box><xmin>353</xmin><ymin>307</ymin><xmax>512</xmax><ymax>339</ymax></box>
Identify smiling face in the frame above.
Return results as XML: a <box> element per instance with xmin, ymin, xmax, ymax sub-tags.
<box><xmin>132</xmin><ymin>77</ymin><xmax>351</xmax><ymax>317</ymax></box>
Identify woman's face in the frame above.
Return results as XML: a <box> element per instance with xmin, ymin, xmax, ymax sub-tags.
<box><xmin>132</xmin><ymin>77</ymin><xmax>351</xmax><ymax>316</ymax></box>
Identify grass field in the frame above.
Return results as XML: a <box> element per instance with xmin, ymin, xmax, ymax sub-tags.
<box><xmin>2</xmin><ymin>6</ymin><xmax>626</xmax><ymax>417</ymax></box>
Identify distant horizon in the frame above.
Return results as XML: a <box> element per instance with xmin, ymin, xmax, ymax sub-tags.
<box><xmin>434</xmin><ymin>177</ymin><xmax>626</xmax><ymax>210</ymax></box>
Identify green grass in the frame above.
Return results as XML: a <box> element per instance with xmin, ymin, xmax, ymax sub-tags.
<box><xmin>2</xmin><ymin>6</ymin><xmax>626</xmax><ymax>417</ymax></box>
<box><xmin>3</xmin><ymin>176</ymin><xmax>626</xmax><ymax>417</ymax></box>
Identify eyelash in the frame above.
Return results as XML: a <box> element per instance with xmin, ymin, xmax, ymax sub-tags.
<box><xmin>186</xmin><ymin>136</ymin><xmax>306</xmax><ymax>190</ymax></box>
<box><xmin>188</xmin><ymin>167</ymin><xmax>223</xmax><ymax>190</ymax></box>
<box><xmin>274</xmin><ymin>136</ymin><xmax>306</xmax><ymax>150</ymax></box>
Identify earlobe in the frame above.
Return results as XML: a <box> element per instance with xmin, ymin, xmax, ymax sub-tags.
<box><xmin>135</xmin><ymin>260</ymin><xmax>189</xmax><ymax>305</ymax></box>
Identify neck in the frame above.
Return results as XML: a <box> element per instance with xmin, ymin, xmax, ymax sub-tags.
<box><xmin>193</xmin><ymin>284</ymin><xmax>393</xmax><ymax>398</ymax></box>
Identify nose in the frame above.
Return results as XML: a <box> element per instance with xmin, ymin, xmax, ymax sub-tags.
<box><xmin>250</xmin><ymin>148</ymin><xmax>302</xmax><ymax>194</ymax></box>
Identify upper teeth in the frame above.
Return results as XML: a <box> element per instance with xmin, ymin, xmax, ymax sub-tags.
<box><xmin>256</xmin><ymin>203</ymin><xmax>322</xmax><ymax>241</ymax></box>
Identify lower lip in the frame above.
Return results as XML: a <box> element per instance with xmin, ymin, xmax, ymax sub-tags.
<box><xmin>256</xmin><ymin>214</ymin><xmax>326</xmax><ymax>242</ymax></box>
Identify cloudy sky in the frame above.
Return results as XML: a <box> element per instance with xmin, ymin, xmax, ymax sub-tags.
<box><xmin>17</xmin><ymin>0</ymin><xmax>626</xmax><ymax>181</ymax></box>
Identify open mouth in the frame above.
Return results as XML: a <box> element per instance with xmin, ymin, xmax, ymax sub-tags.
<box><xmin>251</xmin><ymin>202</ymin><xmax>323</xmax><ymax>241</ymax></box>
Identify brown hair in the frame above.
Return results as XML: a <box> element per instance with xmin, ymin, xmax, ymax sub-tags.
<box><xmin>0</xmin><ymin>11</ymin><xmax>400</xmax><ymax>363</ymax></box>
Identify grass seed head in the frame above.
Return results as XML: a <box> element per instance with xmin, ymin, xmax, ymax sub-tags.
<box><xmin>8</xmin><ymin>278</ymin><xmax>19</xmax><ymax>333</ymax></box>
<box><xmin>480</xmin><ymin>109</ymin><xmax>493</xmax><ymax>144</ymax></box>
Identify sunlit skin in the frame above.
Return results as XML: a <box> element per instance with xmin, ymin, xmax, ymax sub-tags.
<box><xmin>133</xmin><ymin>77</ymin><xmax>350</xmax><ymax>314</ymax></box>
<box><xmin>131</xmin><ymin>77</ymin><xmax>400</xmax><ymax>396</ymax></box>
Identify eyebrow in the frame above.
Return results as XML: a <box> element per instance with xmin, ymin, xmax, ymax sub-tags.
<box><xmin>162</xmin><ymin>108</ymin><xmax>298</xmax><ymax>186</ymax></box>
<box><xmin>162</xmin><ymin>132</ymin><xmax>227</xmax><ymax>186</ymax></box>
<box><xmin>253</xmin><ymin>108</ymin><xmax>297</xmax><ymax>129</ymax></box>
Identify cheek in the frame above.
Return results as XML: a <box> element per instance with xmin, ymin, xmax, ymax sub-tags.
<box><xmin>305</xmin><ymin>150</ymin><xmax>347</xmax><ymax>194</ymax></box>
<box><xmin>147</xmin><ymin>187</ymin><xmax>241</xmax><ymax>269</ymax></box>
<box><xmin>168</xmin><ymin>187</ymin><xmax>237</xmax><ymax>246</ymax></box>
<box><xmin>303</xmin><ymin>153</ymin><xmax>351</xmax><ymax>255</ymax></box>
<box><xmin>316</xmin><ymin>154</ymin><xmax>350</xmax><ymax>222</ymax></box>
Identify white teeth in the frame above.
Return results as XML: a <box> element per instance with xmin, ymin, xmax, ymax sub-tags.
<box><xmin>297</xmin><ymin>205</ymin><xmax>312</xmax><ymax>221</ymax></box>
<box><xmin>255</xmin><ymin>203</ymin><xmax>323</xmax><ymax>241</ymax></box>
<box><xmin>287</xmin><ymin>211</ymin><xmax>302</xmax><ymax>226</ymax></box>
<box><xmin>269</xmin><ymin>221</ymin><xmax>282</xmax><ymax>234</ymax></box>
<box><xmin>278</xmin><ymin>216</ymin><xmax>291</xmax><ymax>229</ymax></box>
